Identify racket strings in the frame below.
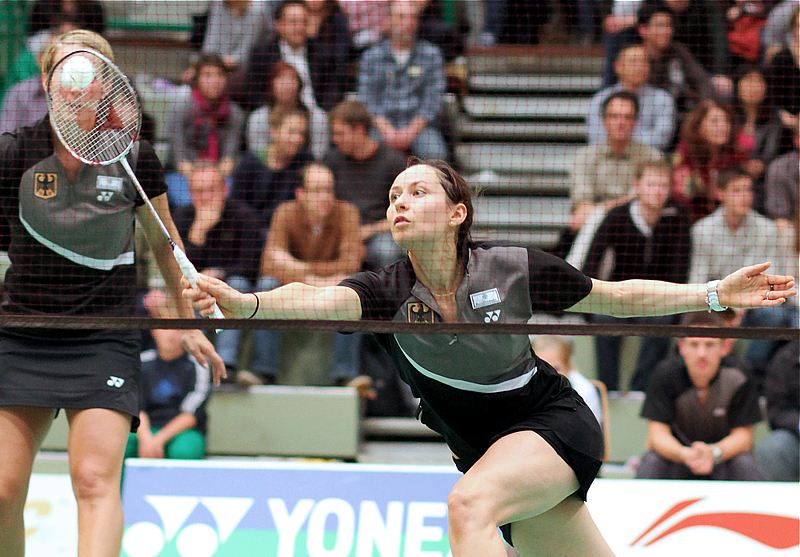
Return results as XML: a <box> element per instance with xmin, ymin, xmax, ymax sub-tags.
<box><xmin>48</xmin><ymin>51</ymin><xmax>141</xmax><ymax>165</ymax></box>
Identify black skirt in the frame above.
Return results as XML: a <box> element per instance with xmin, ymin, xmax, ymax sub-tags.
<box><xmin>0</xmin><ymin>328</ymin><xmax>141</xmax><ymax>430</ymax></box>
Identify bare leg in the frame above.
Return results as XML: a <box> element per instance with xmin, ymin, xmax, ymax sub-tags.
<box><xmin>0</xmin><ymin>407</ymin><xmax>54</xmax><ymax>557</ymax></box>
<box><xmin>66</xmin><ymin>408</ymin><xmax>131</xmax><ymax>557</ymax></box>
<box><xmin>447</xmin><ymin>430</ymin><xmax>612</xmax><ymax>557</ymax></box>
<box><xmin>511</xmin><ymin>495</ymin><xmax>615</xmax><ymax>556</ymax></box>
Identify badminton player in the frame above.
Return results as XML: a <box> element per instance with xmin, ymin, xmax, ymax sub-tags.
<box><xmin>0</xmin><ymin>30</ymin><xmax>224</xmax><ymax>557</ymax></box>
<box><xmin>185</xmin><ymin>159</ymin><xmax>794</xmax><ymax>556</ymax></box>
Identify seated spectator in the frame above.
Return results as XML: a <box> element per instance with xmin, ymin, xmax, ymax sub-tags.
<box><xmin>733</xmin><ymin>65</ymin><xmax>779</xmax><ymax>184</ymax></box>
<box><xmin>28</xmin><ymin>0</ymin><xmax>105</xmax><ymax>36</ymax></box>
<box><xmin>636</xmin><ymin>311</ymin><xmax>762</xmax><ymax>481</ymax></box>
<box><xmin>125</xmin><ymin>328</ymin><xmax>210</xmax><ymax>460</ymax></box>
<box><xmin>763</xmin><ymin>125</ymin><xmax>799</xmax><ymax>232</ymax></box>
<box><xmin>240</xmin><ymin>163</ymin><xmax>363</xmax><ymax>385</ymax></box>
<box><xmin>755</xmin><ymin>340</ymin><xmax>800</xmax><ymax>481</ymax></box>
<box><xmin>583</xmin><ymin>161</ymin><xmax>691</xmax><ymax>391</ymax></box>
<box><xmin>246</xmin><ymin>61</ymin><xmax>329</xmax><ymax>160</ymax></box>
<box><xmin>337</xmin><ymin>0</ymin><xmax>390</xmax><ymax>52</ymax></box>
<box><xmin>765</xmin><ymin>6</ymin><xmax>800</xmax><ymax>156</ymax></box>
<box><xmin>232</xmin><ymin>106</ymin><xmax>313</xmax><ymax>234</ymax></box>
<box><xmin>689</xmin><ymin>167</ymin><xmax>793</xmax><ymax>370</ymax></box>
<box><xmin>306</xmin><ymin>1</ymin><xmax>351</xmax><ymax>84</ymax></box>
<box><xmin>763</xmin><ymin>0</ymin><xmax>797</xmax><ymax>64</ymax></box>
<box><xmin>600</xmin><ymin>0</ymin><xmax>642</xmax><ymax>86</ymax></box>
<box><xmin>671</xmin><ymin>99</ymin><xmax>747</xmax><ymax>221</ymax></box>
<box><xmin>166</xmin><ymin>53</ymin><xmax>244</xmax><ymax>207</ymax></box>
<box><xmin>638</xmin><ymin>2</ymin><xmax>717</xmax><ymax>120</ymax></box>
<box><xmin>650</xmin><ymin>0</ymin><xmax>724</xmax><ymax>73</ymax></box>
<box><xmin>587</xmin><ymin>43</ymin><xmax>675</xmax><ymax>151</ymax></box>
<box><xmin>201</xmin><ymin>0</ymin><xmax>270</xmax><ymax>70</ymax></box>
<box><xmin>173</xmin><ymin>163</ymin><xmax>264</xmax><ymax>374</ymax></box>
<box><xmin>725</xmin><ymin>0</ymin><xmax>768</xmax><ymax>68</ymax></box>
<box><xmin>531</xmin><ymin>336</ymin><xmax>604</xmax><ymax>426</ymax></box>
<box><xmin>236</xmin><ymin>0</ymin><xmax>348</xmax><ymax>112</ymax></box>
<box><xmin>324</xmin><ymin>100</ymin><xmax>407</xmax><ymax>269</ymax></box>
<box><xmin>357</xmin><ymin>0</ymin><xmax>447</xmax><ymax>160</ymax></box>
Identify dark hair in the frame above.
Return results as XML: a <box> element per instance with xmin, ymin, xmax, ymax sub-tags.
<box><xmin>268</xmin><ymin>105</ymin><xmax>309</xmax><ymax>131</ymax></box>
<box><xmin>329</xmin><ymin>100</ymin><xmax>373</xmax><ymax>131</ymax></box>
<box><xmin>263</xmin><ymin>61</ymin><xmax>302</xmax><ymax>107</ymax></box>
<box><xmin>191</xmin><ymin>52</ymin><xmax>228</xmax><ymax>88</ymax></box>
<box><xmin>602</xmin><ymin>91</ymin><xmax>640</xmax><ymax>119</ymax></box>
<box><xmin>679</xmin><ymin>99</ymin><xmax>738</xmax><ymax>169</ymax></box>
<box><xmin>407</xmin><ymin>158</ymin><xmax>474</xmax><ymax>260</ymax></box>
<box><xmin>716</xmin><ymin>166</ymin><xmax>751</xmax><ymax>190</ymax></box>
<box><xmin>275</xmin><ymin>0</ymin><xmax>307</xmax><ymax>21</ymax></box>
<box><xmin>680</xmin><ymin>311</ymin><xmax>727</xmax><ymax>329</ymax></box>
<box><xmin>733</xmin><ymin>64</ymin><xmax>772</xmax><ymax>126</ymax></box>
<box><xmin>637</xmin><ymin>1</ymin><xmax>672</xmax><ymax>26</ymax></box>
<box><xmin>300</xmin><ymin>162</ymin><xmax>334</xmax><ymax>188</ymax></box>
<box><xmin>635</xmin><ymin>159</ymin><xmax>672</xmax><ymax>180</ymax></box>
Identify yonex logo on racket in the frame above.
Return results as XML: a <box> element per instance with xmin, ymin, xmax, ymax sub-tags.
<box><xmin>107</xmin><ymin>376</ymin><xmax>125</xmax><ymax>388</ymax></box>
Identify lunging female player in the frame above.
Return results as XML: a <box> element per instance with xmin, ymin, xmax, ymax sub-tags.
<box><xmin>0</xmin><ymin>30</ymin><xmax>224</xmax><ymax>557</ymax></box>
<box><xmin>185</xmin><ymin>159</ymin><xmax>794</xmax><ymax>556</ymax></box>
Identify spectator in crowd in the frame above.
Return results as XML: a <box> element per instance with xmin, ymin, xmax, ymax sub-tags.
<box><xmin>237</xmin><ymin>0</ymin><xmax>348</xmax><ymax>112</ymax></box>
<box><xmin>306</xmin><ymin>0</ymin><xmax>351</xmax><ymax>85</ymax></box>
<box><xmin>324</xmin><ymin>100</ymin><xmax>407</xmax><ymax>269</ymax></box>
<box><xmin>725</xmin><ymin>0</ymin><xmax>768</xmax><ymax>68</ymax></box>
<box><xmin>232</xmin><ymin>106</ymin><xmax>313</xmax><ymax>234</ymax></box>
<box><xmin>732</xmin><ymin>65</ymin><xmax>778</xmax><ymax>185</ymax></box>
<box><xmin>531</xmin><ymin>336</ymin><xmax>604</xmax><ymax>426</ymax></box>
<box><xmin>173</xmin><ymin>163</ymin><xmax>264</xmax><ymax>376</ymax></box>
<box><xmin>689</xmin><ymin>167</ymin><xmax>793</xmax><ymax>370</ymax></box>
<box><xmin>763</xmin><ymin>125</ymin><xmax>799</xmax><ymax>231</ymax></box>
<box><xmin>636</xmin><ymin>311</ymin><xmax>763</xmax><ymax>480</ymax></box>
<box><xmin>765</xmin><ymin>5</ymin><xmax>800</xmax><ymax>156</ymax></box>
<box><xmin>755</xmin><ymin>340</ymin><xmax>800</xmax><ymax>482</ymax></box>
<box><xmin>28</xmin><ymin>0</ymin><xmax>105</xmax><ymax>36</ymax></box>
<box><xmin>575</xmin><ymin>92</ymin><xmax>664</xmax><ymax>236</ymax></box>
<box><xmin>125</xmin><ymin>327</ymin><xmax>211</xmax><ymax>460</ymax></box>
<box><xmin>201</xmin><ymin>0</ymin><xmax>271</xmax><ymax>70</ymax></box>
<box><xmin>583</xmin><ymin>161</ymin><xmax>691</xmax><ymax>391</ymax></box>
<box><xmin>763</xmin><ymin>0</ymin><xmax>797</xmax><ymax>64</ymax></box>
<box><xmin>671</xmin><ymin>99</ymin><xmax>747</xmax><ymax>221</ymax></box>
<box><xmin>337</xmin><ymin>0</ymin><xmax>390</xmax><ymax>52</ymax></box>
<box><xmin>587</xmin><ymin>43</ymin><xmax>676</xmax><ymax>151</ymax></box>
<box><xmin>357</xmin><ymin>0</ymin><xmax>447</xmax><ymax>160</ymax></box>
<box><xmin>600</xmin><ymin>0</ymin><xmax>642</xmax><ymax>86</ymax></box>
<box><xmin>655</xmin><ymin>0</ymin><xmax>725</xmax><ymax>74</ymax></box>
<box><xmin>166</xmin><ymin>53</ymin><xmax>244</xmax><ymax>207</ymax></box>
<box><xmin>239</xmin><ymin>163</ymin><xmax>363</xmax><ymax>386</ymax></box>
<box><xmin>638</xmin><ymin>3</ymin><xmax>716</xmax><ymax>120</ymax></box>
<box><xmin>246</xmin><ymin>61</ymin><xmax>329</xmax><ymax>160</ymax></box>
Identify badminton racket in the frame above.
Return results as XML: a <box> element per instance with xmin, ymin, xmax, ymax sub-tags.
<box><xmin>46</xmin><ymin>48</ymin><xmax>225</xmax><ymax>322</ymax></box>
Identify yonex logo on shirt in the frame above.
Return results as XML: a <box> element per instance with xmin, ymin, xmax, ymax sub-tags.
<box><xmin>107</xmin><ymin>376</ymin><xmax>125</xmax><ymax>388</ymax></box>
<box><xmin>97</xmin><ymin>191</ymin><xmax>114</xmax><ymax>202</ymax></box>
<box><xmin>484</xmin><ymin>310</ymin><xmax>501</xmax><ymax>323</ymax></box>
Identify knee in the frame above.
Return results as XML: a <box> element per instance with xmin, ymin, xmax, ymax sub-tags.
<box><xmin>0</xmin><ymin>472</ymin><xmax>30</xmax><ymax>518</ymax></box>
<box><xmin>447</xmin><ymin>480</ymin><xmax>496</xmax><ymax>537</ymax></box>
<box><xmin>71</xmin><ymin>462</ymin><xmax>120</xmax><ymax>502</ymax></box>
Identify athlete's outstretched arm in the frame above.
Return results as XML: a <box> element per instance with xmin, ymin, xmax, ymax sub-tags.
<box><xmin>567</xmin><ymin>262</ymin><xmax>795</xmax><ymax>317</ymax></box>
<box><xmin>183</xmin><ymin>274</ymin><xmax>363</xmax><ymax>321</ymax></box>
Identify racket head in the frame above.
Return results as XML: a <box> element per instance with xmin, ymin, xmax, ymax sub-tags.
<box><xmin>46</xmin><ymin>48</ymin><xmax>141</xmax><ymax>166</ymax></box>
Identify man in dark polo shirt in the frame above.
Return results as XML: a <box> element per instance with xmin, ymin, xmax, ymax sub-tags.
<box><xmin>636</xmin><ymin>311</ymin><xmax>763</xmax><ymax>480</ymax></box>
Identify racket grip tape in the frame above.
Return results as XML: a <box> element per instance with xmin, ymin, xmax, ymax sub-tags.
<box><xmin>172</xmin><ymin>245</ymin><xmax>226</xmax><ymax>322</ymax></box>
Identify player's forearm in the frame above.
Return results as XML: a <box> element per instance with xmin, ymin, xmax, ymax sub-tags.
<box><xmin>250</xmin><ymin>283</ymin><xmax>361</xmax><ymax>321</ymax></box>
<box><xmin>571</xmin><ymin>279</ymin><xmax>707</xmax><ymax>317</ymax></box>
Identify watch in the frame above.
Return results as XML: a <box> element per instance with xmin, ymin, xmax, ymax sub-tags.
<box><xmin>711</xmin><ymin>444</ymin><xmax>723</xmax><ymax>465</ymax></box>
<box><xmin>705</xmin><ymin>280</ymin><xmax>728</xmax><ymax>312</ymax></box>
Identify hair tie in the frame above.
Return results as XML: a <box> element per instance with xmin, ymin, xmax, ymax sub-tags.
<box><xmin>247</xmin><ymin>292</ymin><xmax>260</xmax><ymax>319</ymax></box>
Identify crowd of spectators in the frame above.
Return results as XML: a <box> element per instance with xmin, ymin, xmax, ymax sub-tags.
<box><xmin>0</xmin><ymin>0</ymin><xmax>797</xmax><ymax>476</ymax></box>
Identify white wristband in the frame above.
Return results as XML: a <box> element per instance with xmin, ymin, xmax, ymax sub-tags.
<box><xmin>705</xmin><ymin>280</ymin><xmax>728</xmax><ymax>312</ymax></box>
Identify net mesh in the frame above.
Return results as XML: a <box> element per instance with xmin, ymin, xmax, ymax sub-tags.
<box><xmin>0</xmin><ymin>1</ymin><xmax>797</xmax><ymax>400</ymax></box>
<box><xmin>47</xmin><ymin>49</ymin><xmax>140</xmax><ymax>164</ymax></box>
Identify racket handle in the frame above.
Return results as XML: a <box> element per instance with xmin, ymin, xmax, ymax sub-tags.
<box><xmin>172</xmin><ymin>245</ymin><xmax>226</xmax><ymax>322</ymax></box>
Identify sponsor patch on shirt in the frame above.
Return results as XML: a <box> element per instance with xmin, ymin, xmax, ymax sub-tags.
<box><xmin>470</xmin><ymin>288</ymin><xmax>501</xmax><ymax>309</ymax></box>
<box><xmin>33</xmin><ymin>172</ymin><xmax>58</xmax><ymax>199</ymax></box>
<box><xmin>96</xmin><ymin>175</ymin><xmax>124</xmax><ymax>192</ymax></box>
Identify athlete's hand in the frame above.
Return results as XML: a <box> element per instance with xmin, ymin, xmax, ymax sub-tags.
<box><xmin>182</xmin><ymin>274</ymin><xmax>253</xmax><ymax>319</ymax></box>
<box><xmin>181</xmin><ymin>328</ymin><xmax>227</xmax><ymax>385</ymax></box>
<box><xmin>718</xmin><ymin>262</ymin><xmax>795</xmax><ymax>309</ymax></box>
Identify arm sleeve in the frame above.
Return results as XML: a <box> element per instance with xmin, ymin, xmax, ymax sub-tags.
<box><xmin>179</xmin><ymin>356</ymin><xmax>212</xmax><ymax>416</ymax></box>
<box><xmin>133</xmin><ymin>140</ymin><xmax>168</xmax><ymax>204</ymax></box>
<box><xmin>417</xmin><ymin>46</ymin><xmax>445</xmax><ymax>123</ymax></box>
<box><xmin>641</xmin><ymin>363</ymin><xmax>677</xmax><ymax>423</ymax></box>
<box><xmin>339</xmin><ymin>268</ymin><xmax>393</xmax><ymax>320</ymax></box>
<box><xmin>527</xmin><ymin>247</ymin><xmax>593</xmax><ymax>311</ymax></box>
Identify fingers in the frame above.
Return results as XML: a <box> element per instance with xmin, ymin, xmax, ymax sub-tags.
<box><xmin>743</xmin><ymin>261</ymin><xmax>772</xmax><ymax>277</ymax></box>
<box><xmin>207</xmin><ymin>350</ymin><xmax>227</xmax><ymax>386</ymax></box>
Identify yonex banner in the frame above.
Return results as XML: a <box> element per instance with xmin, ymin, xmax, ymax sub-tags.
<box><xmin>118</xmin><ymin>460</ymin><xmax>799</xmax><ymax>557</ymax></box>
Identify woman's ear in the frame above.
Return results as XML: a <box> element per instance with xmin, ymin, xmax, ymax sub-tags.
<box><xmin>449</xmin><ymin>203</ymin><xmax>468</xmax><ymax>226</ymax></box>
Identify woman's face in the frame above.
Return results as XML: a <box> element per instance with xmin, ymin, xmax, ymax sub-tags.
<box><xmin>197</xmin><ymin>64</ymin><xmax>227</xmax><ymax>101</ymax></box>
<box><xmin>272</xmin><ymin>69</ymin><xmax>301</xmax><ymax>105</ymax></box>
<box><xmin>699</xmin><ymin>106</ymin><xmax>731</xmax><ymax>147</ymax></box>
<box><xmin>387</xmin><ymin>165</ymin><xmax>461</xmax><ymax>251</ymax></box>
<box><xmin>273</xmin><ymin>114</ymin><xmax>308</xmax><ymax>157</ymax></box>
<box><xmin>737</xmin><ymin>71</ymin><xmax>766</xmax><ymax>106</ymax></box>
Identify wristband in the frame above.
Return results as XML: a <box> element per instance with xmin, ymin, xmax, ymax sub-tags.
<box><xmin>247</xmin><ymin>292</ymin><xmax>260</xmax><ymax>319</ymax></box>
<box><xmin>705</xmin><ymin>280</ymin><xmax>728</xmax><ymax>312</ymax></box>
